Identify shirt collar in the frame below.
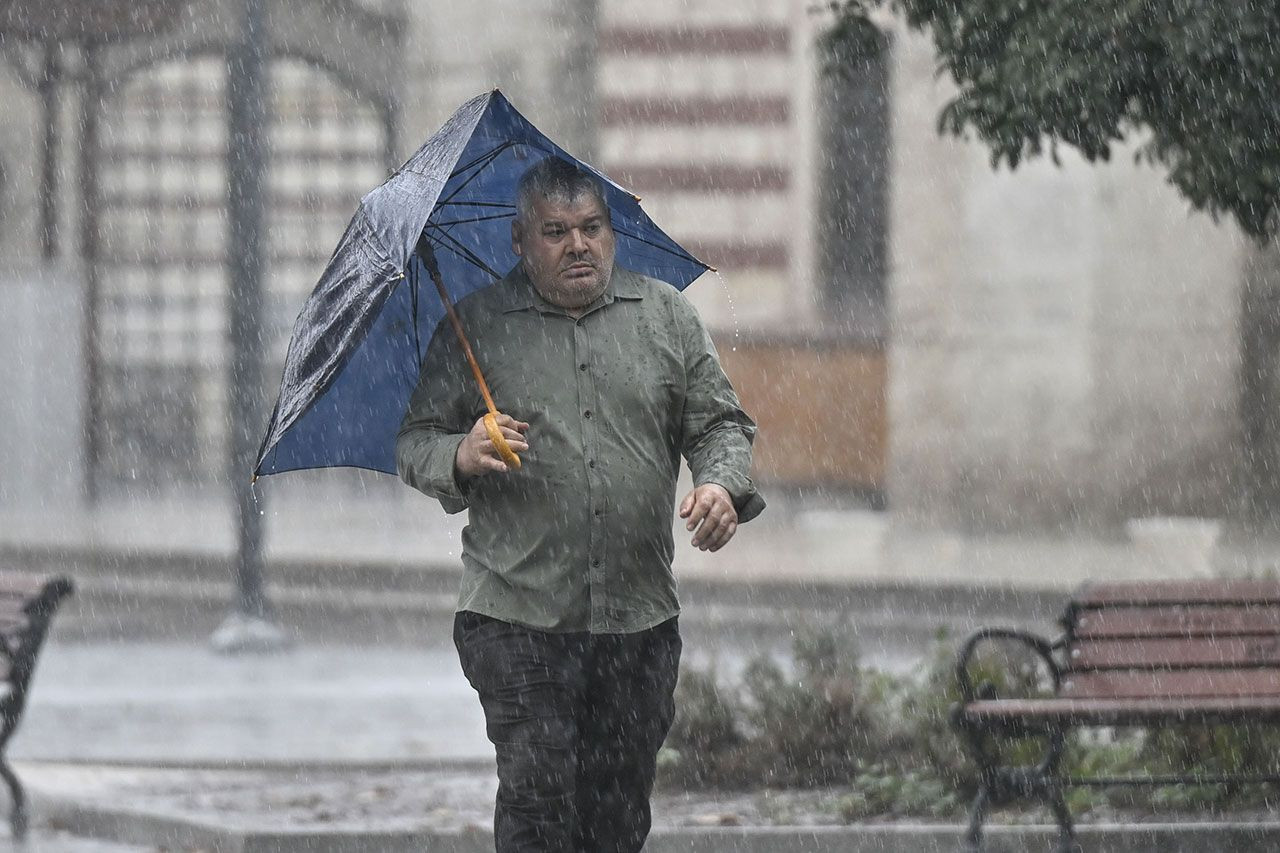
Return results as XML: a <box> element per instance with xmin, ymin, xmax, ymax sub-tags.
<box><xmin>498</xmin><ymin>263</ymin><xmax>644</xmax><ymax>315</ymax></box>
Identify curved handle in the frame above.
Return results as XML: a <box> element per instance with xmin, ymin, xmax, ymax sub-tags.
<box><xmin>954</xmin><ymin>627</ymin><xmax>1061</xmax><ymax>705</ymax></box>
<box><xmin>483</xmin><ymin>413</ymin><xmax>522</xmax><ymax>470</ymax></box>
<box><xmin>418</xmin><ymin>238</ymin><xmax>521</xmax><ymax>470</ymax></box>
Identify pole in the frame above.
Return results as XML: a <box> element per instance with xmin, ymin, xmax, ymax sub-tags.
<box><xmin>80</xmin><ymin>42</ymin><xmax>102</xmax><ymax>504</ymax></box>
<box><xmin>214</xmin><ymin>0</ymin><xmax>285</xmax><ymax>651</ymax></box>
<box><xmin>39</xmin><ymin>40</ymin><xmax>59</xmax><ymax>260</ymax></box>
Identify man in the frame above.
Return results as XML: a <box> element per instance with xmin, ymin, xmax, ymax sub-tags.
<box><xmin>396</xmin><ymin>157</ymin><xmax>764</xmax><ymax>852</ymax></box>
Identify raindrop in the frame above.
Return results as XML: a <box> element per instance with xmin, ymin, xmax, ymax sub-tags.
<box><xmin>711</xmin><ymin>270</ymin><xmax>739</xmax><ymax>352</ymax></box>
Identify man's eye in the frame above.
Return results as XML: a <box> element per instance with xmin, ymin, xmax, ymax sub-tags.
<box><xmin>545</xmin><ymin>229</ymin><xmax>564</xmax><ymax>239</ymax></box>
<box><xmin>585</xmin><ymin>225</ymin><xmax>600</xmax><ymax>235</ymax></box>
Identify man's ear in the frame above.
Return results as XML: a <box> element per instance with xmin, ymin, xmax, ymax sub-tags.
<box><xmin>511</xmin><ymin>220</ymin><xmax>523</xmax><ymax>257</ymax></box>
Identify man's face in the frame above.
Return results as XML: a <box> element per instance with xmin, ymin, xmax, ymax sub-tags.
<box><xmin>512</xmin><ymin>193</ymin><xmax>616</xmax><ymax>311</ymax></box>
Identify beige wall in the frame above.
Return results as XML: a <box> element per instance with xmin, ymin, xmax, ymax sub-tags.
<box><xmin>398</xmin><ymin>1</ymin><xmax>597</xmax><ymax>164</ymax></box>
<box><xmin>885</xmin><ymin>23</ymin><xmax>1246</xmax><ymax>530</ymax></box>
<box><xmin>0</xmin><ymin>55</ymin><xmax>55</xmax><ymax>262</ymax></box>
<box><xmin>0</xmin><ymin>5</ymin><xmax>1253</xmax><ymax>520</ymax></box>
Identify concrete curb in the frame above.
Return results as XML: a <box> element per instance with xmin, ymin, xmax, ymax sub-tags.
<box><xmin>23</xmin><ymin>756</ymin><xmax>497</xmax><ymax>774</ymax></box>
<box><xmin>10</xmin><ymin>540</ymin><xmax>1068</xmax><ymax>645</ymax></box>
<box><xmin>39</xmin><ymin>794</ymin><xmax>1280</xmax><ymax>853</ymax></box>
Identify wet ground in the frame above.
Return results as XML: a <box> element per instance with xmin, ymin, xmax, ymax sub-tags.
<box><xmin>24</xmin><ymin>763</ymin><xmax>861</xmax><ymax>835</ymax></box>
<box><xmin>16</xmin><ymin>635</ymin><xmax>920</xmax><ymax>766</ymax></box>
<box><xmin>4</xmin><ymin>829</ymin><xmax>152</xmax><ymax>852</ymax></box>
<box><xmin>16</xmin><ymin>643</ymin><xmax>488</xmax><ymax>765</ymax></box>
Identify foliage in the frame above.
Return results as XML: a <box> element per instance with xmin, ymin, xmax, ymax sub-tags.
<box><xmin>822</xmin><ymin>0</ymin><xmax>1280</xmax><ymax>239</ymax></box>
<box><xmin>661</xmin><ymin>624</ymin><xmax>883</xmax><ymax>789</ymax></box>
<box><xmin>890</xmin><ymin>630</ymin><xmax>1059</xmax><ymax>790</ymax></box>
<box><xmin>662</xmin><ymin>626</ymin><xmax>1280</xmax><ymax>821</ymax></box>
<box><xmin>837</xmin><ymin>764</ymin><xmax>961</xmax><ymax>820</ymax></box>
<box><xmin>661</xmin><ymin>666</ymin><xmax>745</xmax><ymax>787</ymax></box>
<box><xmin>739</xmin><ymin>627</ymin><xmax>884</xmax><ymax>787</ymax></box>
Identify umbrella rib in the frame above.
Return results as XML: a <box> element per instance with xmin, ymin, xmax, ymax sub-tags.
<box><xmin>409</xmin><ymin>256</ymin><xmax>423</xmax><ymax>363</ymax></box>
<box><xmin>438</xmin><ymin>141</ymin><xmax>517</xmax><ymax>208</ymax></box>
<box><xmin>428</xmin><ymin>213</ymin><xmax>514</xmax><ymax>227</ymax></box>
<box><xmin>612</xmin><ymin>225</ymin><xmax>706</xmax><ymax>266</ymax></box>
<box><xmin>434</xmin><ymin>201</ymin><xmax>516</xmax><ymax>210</ymax></box>
<box><xmin>448</xmin><ymin>142</ymin><xmax>515</xmax><ymax>180</ymax></box>
<box><xmin>426</xmin><ymin>230</ymin><xmax>504</xmax><ymax>281</ymax></box>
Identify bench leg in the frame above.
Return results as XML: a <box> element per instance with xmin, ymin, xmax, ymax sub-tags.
<box><xmin>962</xmin><ymin>782</ymin><xmax>990</xmax><ymax>853</ymax></box>
<box><xmin>0</xmin><ymin>757</ymin><xmax>26</xmax><ymax>841</ymax></box>
<box><xmin>1046</xmin><ymin>785</ymin><xmax>1077</xmax><ymax>853</ymax></box>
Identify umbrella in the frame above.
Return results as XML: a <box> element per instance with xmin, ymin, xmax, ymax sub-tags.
<box><xmin>254</xmin><ymin>90</ymin><xmax>711</xmax><ymax>480</ymax></box>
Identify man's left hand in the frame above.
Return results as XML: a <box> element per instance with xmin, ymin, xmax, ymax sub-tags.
<box><xmin>678</xmin><ymin>484</ymin><xmax>738</xmax><ymax>552</ymax></box>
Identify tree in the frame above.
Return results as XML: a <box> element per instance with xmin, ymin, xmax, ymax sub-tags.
<box><xmin>824</xmin><ymin>0</ymin><xmax>1280</xmax><ymax>519</ymax></box>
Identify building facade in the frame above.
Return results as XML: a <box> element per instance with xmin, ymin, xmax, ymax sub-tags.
<box><xmin>0</xmin><ymin>0</ymin><xmax>1250</xmax><ymax>530</ymax></box>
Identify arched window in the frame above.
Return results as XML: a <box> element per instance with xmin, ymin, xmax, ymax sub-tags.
<box><xmin>94</xmin><ymin>50</ymin><xmax>393</xmax><ymax>489</ymax></box>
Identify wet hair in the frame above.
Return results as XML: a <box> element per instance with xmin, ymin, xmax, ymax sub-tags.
<box><xmin>514</xmin><ymin>157</ymin><xmax>609</xmax><ymax>224</ymax></box>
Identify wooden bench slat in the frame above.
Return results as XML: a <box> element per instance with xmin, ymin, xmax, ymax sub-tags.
<box><xmin>0</xmin><ymin>575</ymin><xmax>65</xmax><ymax>595</ymax></box>
<box><xmin>961</xmin><ymin>696</ymin><xmax>1280</xmax><ymax>727</ymax></box>
<box><xmin>1076</xmin><ymin>580</ymin><xmax>1280</xmax><ymax>608</ymax></box>
<box><xmin>1069</xmin><ymin>636</ymin><xmax>1280</xmax><ymax>669</ymax></box>
<box><xmin>0</xmin><ymin>614</ymin><xmax>29</xmax><ymax>634</ymax></box>
<box><xmin>1060</xmin><ymin>668</ymin><xmax>1280</xmax><ymax>700</ymax></box>
<box><xmin>958</xmin><ymin>579</ymin><xmax>1280</xmax><ymax>842</ymax></box>
<box><xmin>0</xmin><ymin>601</ymin><xmax>31</xmax><ymax>617</ymax></box>
<box><xmin>1074</xmin><ymin>605</ymin><xmax>1280</xmax><ymax>638</ymax></box>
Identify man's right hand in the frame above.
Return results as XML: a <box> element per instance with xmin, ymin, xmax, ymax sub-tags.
<box><xmin>455</xmin><ymin>413</ymin><xmax>529</xmax><ymax>477</ymax></box>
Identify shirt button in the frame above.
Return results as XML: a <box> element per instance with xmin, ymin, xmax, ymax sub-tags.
<box><xmin>584</xmin><ymin>410</ymin><xmax>592</xmax><ymax>419</ymax></box>
<box><xmin>592</xmin><ymin>559</ymin><xmax>601</xmax><ymax>568</ymax></box>
<box><xmin>588</xmin><ymin>459</ymin><xmax>596</xmax><ymax>468</ymax></box>
<box><xmin>579</xmin><ymin>363</ymin><xmax>587</xmax><ymax>372</ymax></box>
<box><xmin>594</xmin><ymin>508</ymin><xmax>603</xmax><ymax>517</ymax></box>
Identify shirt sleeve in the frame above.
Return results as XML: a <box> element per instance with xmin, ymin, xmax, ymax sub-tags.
<box><xmin>676</xmin><ymin>293</ymin><xmax>766</xmax><ymax>523</ymax></box>
<box><xmin>395</xmin><ymin>319</ymin><xmax>475</xmax><ymax>515</ymax></box>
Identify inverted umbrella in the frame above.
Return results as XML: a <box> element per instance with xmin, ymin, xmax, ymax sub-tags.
<box><xmin>254</xmin><ymin>90</ymin><xmax>710</xmax><ymax>480</ymax></box>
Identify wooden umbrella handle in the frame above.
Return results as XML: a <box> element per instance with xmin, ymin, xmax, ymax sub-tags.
<box><xmin>419</xmin><ymin>241</ymin><xmax>521</xmax><ymax>469</ymax></box>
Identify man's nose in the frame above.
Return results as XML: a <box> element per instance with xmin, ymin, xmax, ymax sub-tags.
<box><xmin>568</xmin><ymin>228</ymin><xmax>588</xmax><ymax>253</ymax></box>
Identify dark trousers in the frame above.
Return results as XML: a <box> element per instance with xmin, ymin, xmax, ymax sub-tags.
<box><xmin>453</xmin><ymin>611</ymin><xmax>681</xmax><ymax>853</ymax></box>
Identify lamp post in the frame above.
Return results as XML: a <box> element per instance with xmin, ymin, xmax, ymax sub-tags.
<box><xmin>1</xmin><ymin>0</ymin><xmax>285</xmax><ymax>650</ymax></box>
<box><xmin>210</xmin><ymin>0</ymin><xmax>287</xmax><ymax>652</ymax></box>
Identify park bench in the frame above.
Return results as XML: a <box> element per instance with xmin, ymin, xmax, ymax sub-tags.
<box><xmin>951</xmin><ymin>579</ymin><xmax>1280</xmax><ymax>853</ymax></box>
<box><xmin>0</xmin><ymin>572</ymin><xmax>74</xmax><ymax>840</ymax></box>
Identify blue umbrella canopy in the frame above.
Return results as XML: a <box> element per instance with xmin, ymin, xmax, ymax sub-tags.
<box><xmin>255</xmin><ymin>90</ymin><xmax>710</xmax><ymax>478</ymax></box>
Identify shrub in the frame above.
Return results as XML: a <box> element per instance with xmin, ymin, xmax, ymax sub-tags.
<box><xmin>660</xmin><ymin>625</ymin><xmax>1280</xmax><ymax>821</ymax></box>
<box><xmin>661</xmin><ymin>666</ymin><xmax>745</xmax><ymax>788</ymax></box>
<box><xmin>661</xmin><ymin>623</ymin><xmax>882</xmax><ymax>789</ymax></box>
<box><xmin>737</xmin><ymin>626</ymin><xmax>880</xmax><ymax>788</ymax></box>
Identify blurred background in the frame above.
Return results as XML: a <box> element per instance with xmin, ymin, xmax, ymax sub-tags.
<box><xmin>0</xmin><ymin>0</ymin><xmax>1272</xmax><ymax>774</ymax></box>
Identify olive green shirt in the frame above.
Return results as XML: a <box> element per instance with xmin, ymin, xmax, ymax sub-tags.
<box><xmin>395</xmin><ymin>264</ymin><xmax>765</xmax><ymax>634</ymax></box>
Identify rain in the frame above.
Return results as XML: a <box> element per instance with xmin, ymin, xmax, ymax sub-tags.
<box><xmin>0</xmin><ymin>0</ymin><xmax>1278</xmax><ymax>851</ymax></box>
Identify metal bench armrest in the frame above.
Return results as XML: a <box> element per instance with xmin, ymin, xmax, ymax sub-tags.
<box><xmin>955</xmin><ymin>627</ymin><xmax>1062</xmax><ymax>705</ymax></box>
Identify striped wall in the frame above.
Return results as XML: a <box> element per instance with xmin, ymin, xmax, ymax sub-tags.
<box><xmin>597</xmin><ymin>1</ymin><xmax>818</xmax><ymax>332</ymax></box>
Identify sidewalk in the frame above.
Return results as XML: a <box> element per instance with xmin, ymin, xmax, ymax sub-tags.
<box><xmin>6</xmin><ymin>473</ymin><xmax>1264</xmax><ymax>592</ymax></box>
<box><xmin>22</xmin><ymin>762</ymin><xmax>1280</xmax><ymax>853</ymax></box>
<box><xmin>6</xmin><ymin>482</ymin><xmax>1280</xmax><ymax>849</ymax></box>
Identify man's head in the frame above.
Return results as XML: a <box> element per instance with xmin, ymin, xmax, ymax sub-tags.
<box><xmin>512</xmin><ymin>158</ymin><xmax>616</xmax><ymax>311</ymax></box>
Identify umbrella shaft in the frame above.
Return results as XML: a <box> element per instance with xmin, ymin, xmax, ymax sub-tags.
<box><xmin>431</xmin><ymin>271</ymin><xmax>499</xmax><ymax>417</ymax></box>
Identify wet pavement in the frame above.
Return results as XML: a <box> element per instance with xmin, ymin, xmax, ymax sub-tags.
<box><xmin>0</xmin><ymin>473</ymin><xmax>1212</xmax><ymax>593</ymax></box>
<box><xmin>3</xmin><ymin>481</ymin><xmax>1266</xmax><ymax>846</ymax></box>
<box><xmin>16</xmin><ymin>642</ymin><xmax>488</xmax><ymax>765</ymax></box>
<box><xmin>17</xmin><ymin>635</ymin><xmax>919</xmax><ymax>766</ymax></box>
<box><xmin>3</xmin><ymin>828</ymin><xmax>153</xmax><ymax>852</ymax></box>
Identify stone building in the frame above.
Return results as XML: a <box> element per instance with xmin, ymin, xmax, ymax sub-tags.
<box><xmin>0</xmin><ymin>0</ymin><xmax>1249</xmax><ymax>532</ymax></box>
